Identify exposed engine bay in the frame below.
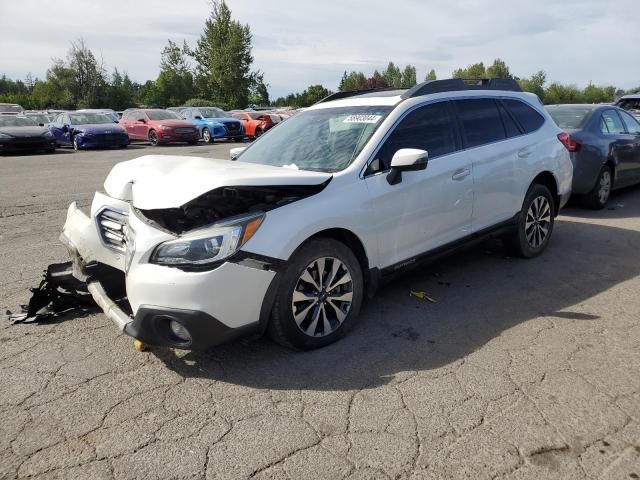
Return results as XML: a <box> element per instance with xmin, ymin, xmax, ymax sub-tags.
<box><xmin>136</xmin><ymin>182</ymin><xmax>330</xmax><ymax>234</ymax></box>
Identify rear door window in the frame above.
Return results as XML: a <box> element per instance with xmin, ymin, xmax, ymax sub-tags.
<box><xmin>619</xmin><ymin>110</ymin><xmax>640</xmax><ymax>134</ymax></box>
<box><xmin>497</xmin><ymin>102</ymin><xmax>521</xmax><ymax>138</ymax></box>
<box><xmin>602</xmin><ymin>110</ymin><xmax>626</xmax><ymax>134</ymax></box>
<box><xmin>503</xmin><ymin>99</ymin><xmax>544</xmax><ymax>133</ymax></box>
<box><xmin>454</xmin><ymin>99</ymin><xmax>506</xmax><ymax>148</ymax></box>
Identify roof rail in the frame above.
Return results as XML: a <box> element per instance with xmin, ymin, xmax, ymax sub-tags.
<box><xmin>401</xmin><ymin>78</ymin><xmax>522</xmax><ymax>99</ymax></box>
<box><xmin>315</xmin><ymin>87</ymin><xmax>399</xmax><ymax>105</ymax></box>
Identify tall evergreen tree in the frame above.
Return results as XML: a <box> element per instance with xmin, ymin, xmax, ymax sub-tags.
<box><xmin>193</xmin><ymin>1</ymin><xmax>255</xmax><ymax>107</ymax></box>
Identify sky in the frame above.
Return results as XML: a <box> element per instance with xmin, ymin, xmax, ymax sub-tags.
<box><xmin>1</xmin><ymin>0</ymin><xmax>638</xmax><ymax>99</ymax></box>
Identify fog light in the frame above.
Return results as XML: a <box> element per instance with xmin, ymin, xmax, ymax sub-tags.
<box><xmin>169</xmin><ymin>320</ymin><xmax>191</xmax><ymax>343</ymax></box>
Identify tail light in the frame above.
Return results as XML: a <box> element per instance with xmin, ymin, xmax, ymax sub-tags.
<box><xmin>557</xmin><ymin>132</ymin><xmax>580</xmax><ymax>152</ymax></box>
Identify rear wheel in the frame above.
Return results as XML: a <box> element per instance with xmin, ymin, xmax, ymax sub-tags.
<box><xmin>202</xmin><ymin>128</ymin><xmax>212</xmax><ymax>143</ymax></box>
<box><xmin>504</xmin><ymin>183</ymin><xmax>555</xmax><ymax>258</ymax></box>
<box><xmin>268</xmin><ymin>238</ymin><xmax>363</xmax><ymax>350</ymax></box>
<box><xmin>584</xmin><ymin>165</ymin><xmax>612</xmax><ymax>210</ymax></box>
<box><xmin>148</xmin><ymin>130</ymin><xmax>159</xmax><ymax>146</ymax></box>
<box><xmin>254</xmin><ymin>128</ymin><xmax>263</xmax><ymax>139</ymax></box>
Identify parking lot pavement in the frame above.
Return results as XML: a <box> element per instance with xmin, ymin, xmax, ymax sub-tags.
<box><xmin>1</xmin><ymin>146</ymin><xmax>640</xmax><ymax>480</ymax></box>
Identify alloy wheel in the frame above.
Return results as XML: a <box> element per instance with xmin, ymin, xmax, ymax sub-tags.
<box><xmin>73</xmin><ymin>137</ymin><xmax>79</xmax><ymax>150</ymax></box>
<box><xmin>202</xmin><ymin>128</ymin><xmax>211</xmax><ymax>143</ymax></box>
<box><xmin>525</xmin><ymin>196</ymin><xmax>551</xmax><ymax>249</ymax></box>
<box><xmin>291</xmin><ymin>257</ymin><xmax>353</xmax><ymax>338</ymax></box>
<box><xmin>149</xmin><ymin>131</ymin><xmax>158</xmax><ymax>146</ymax></box>
<box><xmin>598</xmin><ymin>170</ymin><xmax>611</xmax><ymax>205</ymax></box>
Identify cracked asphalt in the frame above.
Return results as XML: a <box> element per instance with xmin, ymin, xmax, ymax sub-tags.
<box><xmin>1</xmin><ymin>143</ymin><xmax>639</xmax><ymax>479</ymax></box>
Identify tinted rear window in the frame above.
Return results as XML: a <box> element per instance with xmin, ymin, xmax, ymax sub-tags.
<box><xmin>504</xmin><ymin>99</ymin><xmax>544</xmax><ymax>133</ymax></box>
<box><xmin>455</xmin><ymin>99</ymin><xmax>506</xmax><ymax>148</ymax></box>
<box><xmin>545</xmin><ymin>106</ymin><xmax>593</xmax><ymax>129</ymax></box>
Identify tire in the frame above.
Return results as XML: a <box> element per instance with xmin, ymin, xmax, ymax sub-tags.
<box><xmin>148</xmin><ymin>130</ymin><xmax>159</xmax><ymax>146</ymax></box>
<box><xmin>119</xmin><ymin>144</ymin><xmax>128</xmax><ymax>149</ymax></box>
<box><xmin>202</xmin><ymin>128</ymin><xmax>212</xmax><ymax>143</ymax></box>
<box><xmin>254</xmin><ymin>128</ymin><xmax>263</xmax><ymax>139</ymax></box>
<box><xmin>72</xmin><ymin>136</ymin><xmax>80</xmax><ymax>151</ymax></box>
<box><xmin>234</xmin><ymin>136</ymin><xmax>244</xmax><ymax>143</ymax></box>
<box><xmin>268</xmin><ymin>238</ymin><xmax>364</xmax><ymax>350</ymax></box>
<box><xmin>188</xmin><ymin>140</ymin><xmax>198</xmax><ymax>145</ymax></box>
<box><xmin>504</xmin><ymin>183</ymin><xmax>555</xmax><ymax>259</ymax></box>
<box><xmin>584</xmin><ymin>165</ymin><xmax>612</xmax><ymax>210</ymax></box>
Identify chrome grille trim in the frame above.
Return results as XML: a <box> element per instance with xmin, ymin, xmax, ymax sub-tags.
<box><xmin>96</xmin><ymin>207</ymin><xmax>128</xmax><ymax>252</ymax></box>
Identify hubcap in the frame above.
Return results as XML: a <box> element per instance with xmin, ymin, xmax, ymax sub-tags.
<box><xmin>203</xmin><ymin>129</ymin><xmax>210</xmax><ymax>142</ymax></box>
<box><xmin>525</xmin><ymin>196</ymin><xmax>551</xmax><ymax>249</ymax></box>
<box><xmin>598</xmin><ymin>170</ymin><xmax>611</xmax><ymax>204</ymax></box>
<box><xmin>291</xmin><ymin>257</ymin><xmax>353</xmax><ymax>338</ymax></box>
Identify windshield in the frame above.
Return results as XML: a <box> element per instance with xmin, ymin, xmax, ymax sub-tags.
<box><xmin>0</xmin><ymin>116</ymin><xmax>37</xmax><ymax>127</ymax></box>
<box><xmin>238</xmin><ymin>106</ymin><xmax>393</xmax><ymax>172</ymax></box>
<box><xmin>546</xmin><ymin>106</ymin><xmax>593</xmax><ymax>129</ymax></box>
<box><xmin>25</xmin><ymin>114</ymin><xmax>50</xmax><ymax>124</ymax></box>
<box><xmin>146</xmin><ymin>110</ymin><xmax>181</xmax><ymax>120</ymax></box>
<box><xmin>69</xmin><ymin>113</ymin><xmax>113</xmax><ymax>125</ymax></box>
<box><xmin>199</xmin><ymin>108</ymin><xmax>227</xmax><ymax>118</ymax></box>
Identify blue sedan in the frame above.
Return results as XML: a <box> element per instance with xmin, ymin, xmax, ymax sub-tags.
<box><xmin>49</xmin><ymin>111</ymin><xmax>129</xmax><ymax>150</ymax></box>
<box><xmin>180</xmin><ymin>107</ymin><xmax>244</xmax><ymax>143</ymax></box>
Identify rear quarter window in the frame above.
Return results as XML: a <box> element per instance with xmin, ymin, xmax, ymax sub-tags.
<box><xmin>454</xmin><ymin>98</ymin><xmax>506</xmax><ymax>148</ymax></box>
<box><xmin>504</xmin><ymin>99</ymin><xmax>545</xmax><ymax>133</ymax></box>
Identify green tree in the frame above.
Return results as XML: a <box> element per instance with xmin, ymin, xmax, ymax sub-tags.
<box><xmin>248</xmin><ymin>73</ymin><xmax>269</xmax><ymax>106</ymax></box>
<box><xmin>339</xmin><ymin>71</ymin><xmax>366</xmax><ymax>91</ymax></box>
<box><xmin>67</xmin><ymin>38</ymin><xmax>107</xmax><ymax>107</ymax></box>
<box><xmin>424</xmin><ymin>69</ymin><xmax>437</xmax><ymax>81</ymax></box>
<box><xmin>106</xmin><ymin>68</ymin><xmax>136</xmax><ymax>110</ymax></box>
<box><xmin>382</xmin><ymin>62</ymin><xmax>402</xmax><ymax>88</ymax></box>
<box><xmin>543</xmin><ymin>83</ymin><xmax>583</xmax><ymax>104</ymax></box>
<box><xmin>150</xmin><ymin>39</ymin><xmax>195</xmax><ymax>106</ymax></box>
<box><xmin>518</xmin><ymin>70</ymin><xmax>546</xmax><ymax>101</ymax></box>
<box><xmin>452</xmin><ymin>62</ymin><xmax>486</xmax><ymax>79</ymax></box>
<box><xmin>193</xmin><ymin>0</ymin><xmax>256</xmax><ymax>108</ymax></box>
<box><xmin>400</xmin><ymin>65</ymin><xmax>417</xmax><ymax>88</ymax></box>
<box><xmin>486</xmin><ymin>58</ymin><xmax>512</xmax><ymax>79</ymax></box>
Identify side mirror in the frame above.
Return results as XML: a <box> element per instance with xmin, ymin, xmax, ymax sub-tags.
<box><xmin>137</xmin><ymin>118</ymin><xmax>146</xmax><ymax>123</ymax></box>
<box><xmin>39</xmin><ymin>123</ymin><xmax>45</xmax><ymax>127</ymax></box>
<box><xmin>194</xmin><ymin>115</ymin><xmax>203</xmax><ymax>120</ymax></box>
<box><xmin>387</xmin><ymin>149</ymin><xmax>428</xmax><ymax>185</ymax></box>
<box><xmin>62</xmin><ymin>124</ymin><xmax>69</xmax><ymax>133</ymax></box>
<box><xmin>230</xmin><ymin>146</ymin><xmax>247</xmax><ymax>160</ymax></box>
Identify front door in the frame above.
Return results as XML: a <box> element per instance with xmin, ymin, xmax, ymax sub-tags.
<box><xmin>364</xmin><ymin>101</ymin><xmax>474</xmax><ymax>269</ymax></box>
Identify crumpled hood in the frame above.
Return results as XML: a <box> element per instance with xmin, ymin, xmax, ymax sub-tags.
<box><xmin>103</xmin><ymin>155</ymin><xmax>332</xmax><ymax>209</ymax></box>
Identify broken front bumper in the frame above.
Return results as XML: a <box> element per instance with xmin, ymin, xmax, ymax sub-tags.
<box><xmin>60</xmin><ymin>196</ymin><xmax>278</xmax><ymax>349</ymax></box>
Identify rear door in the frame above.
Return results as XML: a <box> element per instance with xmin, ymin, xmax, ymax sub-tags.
<box><xmin>364</xmin><ymin>101</ymin><xmax>474</xmax><ymax>267</ymax></box>
<box><xmin>617</xmin><ymin>110</ymin><xmax>640</xmax><ymax>182</ymax></box>
<box><xmin>120</xmin><ymin>112</ymin><xmax>135</xmax><ymax>138</ymax></box>
<box><xmin>453</xmin><ymin>98</ymin><xmax>528</xmax><ymax>232</ymax></box>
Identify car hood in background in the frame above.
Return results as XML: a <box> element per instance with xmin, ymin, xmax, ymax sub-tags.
<box><xmin>103</xmin><ymin>155</ymin><xmax>332</xmax><ymax>209</ymax></box>
<box><xmin>74</xmin><ymin>123</ymin><xmax>126</xmax><ymax>134</ymax></box>
<box><xmin>0</xmin><ymin>126</ymin><xmax>50</xmax><ymax>137</ymax></box>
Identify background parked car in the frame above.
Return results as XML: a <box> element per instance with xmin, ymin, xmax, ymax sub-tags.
<box><xmin>180</xmin><ymin>107</ymin><xmax>244</xmax><ymax>143</ymax></box>
<box><xmin>49</xmin><ymin>111</ymin><xmax>129</xmax><ymax>150</ymax></box>
<box><xmin>231</xmin><ymin>111</ymin><xmax>275</xmax><ymax>138</ymax></box>
<box><xmin>0</xmin><ymin>103</ymin><xmax>24</xmax><ymax>115</ymax></box>
<box><xmin>119</xmin><ymin>109</ymin><xmax>199</xmax><ymax>146</ymax></box>
<box><xmin>616</xmin><ymin>94</ymin><xmax>640</xmax><ymax>121</ymax></box>
<box><xmin>546</xmin><ymin>104</ymin><xmax>640</xmax><ymax>208</ymax></box>
<box><xmin>76</xmin><ymin>108</ymin><xmax>120</xmax><ymax>122</ymax></box>
<box><xmin>22</xmin><ymin>111</ymin><xmax>53</xmax><ymax>126</ymax></box>
<box><xmin>0</xmin><ymin>115</ymin><xmax>56</xmax><ymax>153</ymax></box>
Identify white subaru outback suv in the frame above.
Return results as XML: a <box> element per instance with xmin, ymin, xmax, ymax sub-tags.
<box><xmin>60</xmin><ymin>78</ymin><xmax>572</xmax><ymax>351</ymax></box>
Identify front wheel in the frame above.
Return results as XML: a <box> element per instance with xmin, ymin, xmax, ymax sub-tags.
<box><xmin>72</xmin><ymin>136</ymin><xmax>80</xmax><ymax>151</ymax></box>
<box><xmin>584</xmin><ymin>165</ymin><xmax>612</xmax><ymax>210</ymax></box>
<box><xmin>254</xmin><ymin>128</ymin><xmax>263</xmax><ymax>139</ymax></box>
<box><xmin>148</xmin><ymin>130</ymin><xmax>159</xmax><ymax>146</ymax></box>
<box><xmin>202</xmin><ymin>128</ymin><xmax>212</xmax><ymax>143</ymax></box>
<box><xmin>504</xmin><ymin>183</ymin><xmax>555</xmax><ymax>258</ymax></box>
<box><xmin>268</xmin><ymin>238</ymin><xmax>364</xmax><ymax>350</ymax></box>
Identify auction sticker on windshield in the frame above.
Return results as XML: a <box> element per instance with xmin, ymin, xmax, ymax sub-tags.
<box><xmin>343</xmin><ymin>114</ymin><xmax>383</xmax><ymax>124</ymax></box>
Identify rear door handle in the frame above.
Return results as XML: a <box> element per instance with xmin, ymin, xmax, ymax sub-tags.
<box><xmin>452</xmin><ymin>168</ymin><xmax>471</xmax><ymax>181</ymax></box>
<box><xmin>518</xmin><ymin>147</ymin><xmax>534</xmax><ymax>158</ymax></box>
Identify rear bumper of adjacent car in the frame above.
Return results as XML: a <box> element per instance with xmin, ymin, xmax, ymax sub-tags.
<box><xmin>569</xmin><ymin>152</ymin><xmax>605</xmax><ymax>195</ymax></box>
<box><xmin>60</xmin><ymin>195</ymin><xmax>278</xmax><ymax>349</ymax></box>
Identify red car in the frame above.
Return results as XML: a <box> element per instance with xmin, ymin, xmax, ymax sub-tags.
<box><xmin>120</xmin><ymin>109</ymin><xmax>199</xmax><ymax>146</ymax></box>
<box><xmin>231</xmin><ymin>112</ymin><xmax>275</xmax><ymax>138</ymax></box>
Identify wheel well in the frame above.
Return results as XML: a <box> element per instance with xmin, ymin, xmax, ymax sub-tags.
<box><xmin>532</xmin><ymin>171</ymin><xmax>560</xmax><ymax>215</ymax></box>
<box><xmin>304</xmin><ymin>228</ymin><xmax>372</xmax><ymax>291</ymax></box>
<box><xmin>604</xmin><ymin>160</ymin><xmax>616</xmax><ymax>187</ymax></box>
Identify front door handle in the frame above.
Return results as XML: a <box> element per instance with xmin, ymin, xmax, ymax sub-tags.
<box><xmin>452</xmin><ymin>168</ymin><xmax>471</xmax><ymax>181</ymax></box>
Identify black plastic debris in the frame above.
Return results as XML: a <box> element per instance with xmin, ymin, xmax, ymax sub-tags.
<box><xmin>7</xmin><ymin>262</ymin><xmax>96</xmax><ymax>324</ymax></box>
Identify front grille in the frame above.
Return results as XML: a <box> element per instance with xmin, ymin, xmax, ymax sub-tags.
<box><xmin>175</xmin><ymin>128</ymin><xmax>194</xmax><ymax>134</ymax></box>
<box><xmin>97</xmin><ymin>208</ymin><xmax>128</xmax><ymax>251</ymax></box>
<box><xmin>223</xmin><ymin>122</ymin><xmax>240</xmax><ymax>132</ymax></box>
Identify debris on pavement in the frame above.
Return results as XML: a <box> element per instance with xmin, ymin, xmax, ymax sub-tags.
<box><xmin>409</xmin><ymin>290</ymin><xmax>437</xmax><ymax>303</ymax></box>
<box><xmin>6</xmin><ymin>262</ymin><xmax>95</xmax><ymax>324</ymax></box>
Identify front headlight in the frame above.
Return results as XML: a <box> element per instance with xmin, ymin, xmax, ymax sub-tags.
<box><xmin>158</xmin><ymin>125</ymin><xmax>173</xmax><ymax>131</ymax></box>
<box><xmin>151</xmin><ymin>214</ymin><xmax>264</xmax><ymax>267</ymax></box>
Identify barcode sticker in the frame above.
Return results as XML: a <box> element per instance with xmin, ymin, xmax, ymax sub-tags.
<box><xmin>343</xmin><ymin>114</ymin><xmax>382</xmax><ymax>124</ymax></box>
